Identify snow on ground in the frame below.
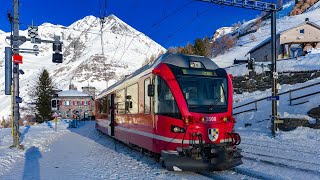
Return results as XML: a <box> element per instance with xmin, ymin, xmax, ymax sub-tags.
<box><xmin>0</xmin><ymin>1</ymin><xmax>319</xmax><ymax>179</ymax></box>
<box><xmin>0</xmin><ymin>122</ymin><xmax>249</xmax><ymax>180</ymax></box>
<box><xmin>0</xmin><ymin>121</ymin><xmax>69</xmax><ymax>176</ymax></box>
<box><xmin>0</xmin><ymin>115</ymin><xmax>319</xmax><ymax>179</ymax></box>
<box><xmin>232</xmin><ymin>77</ymin><xmax>320</xmax><ymax>179</ymax></box>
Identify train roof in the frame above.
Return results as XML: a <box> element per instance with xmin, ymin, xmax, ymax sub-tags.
<box><xmin>97</xmin><ymin>53</ymin><xmax>220</xmax><ymax>99</ymax></box>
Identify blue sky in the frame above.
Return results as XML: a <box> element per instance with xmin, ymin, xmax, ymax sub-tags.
<box><xmin>0</xmin><ymin>0</ymin><xmax>265</xmax><ymax>48</ymax></box>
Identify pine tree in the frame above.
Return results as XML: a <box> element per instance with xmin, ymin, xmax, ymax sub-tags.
<box><xmin>193</xmin><ymin>37</ymin><xmax>211</xmax><ymax>57</ymax></box>
<box><xmin>32</xmin><ymin>69</ymin><xmax>55</xmax><ymax>123</ymax></box>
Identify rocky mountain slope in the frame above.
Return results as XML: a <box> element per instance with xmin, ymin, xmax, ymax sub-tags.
<box><xmin>0</xmin><ymin>14</ymin><xmax>165</xmax><ymax>118</ymax></box>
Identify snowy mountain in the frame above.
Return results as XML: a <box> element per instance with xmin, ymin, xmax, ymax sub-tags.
<box><xmin>0</xmin><ymin>14</ymin><xmax>165</xmax><ymax>118</ymax></box>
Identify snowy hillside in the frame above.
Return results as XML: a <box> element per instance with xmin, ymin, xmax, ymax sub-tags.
<box><xmin>0</xmin><ymin>14</ymin><xmax>165</xmax><ymax>119</ymax></box>
<box><xmin>212</xmin><ymin>27</ymin><xmax>236</xmax><ymax>41</ymax></box>
<box><xmin>212</xmin><ymin>1</ymin><xmax>320</xmax><ymax>68</ymax></box>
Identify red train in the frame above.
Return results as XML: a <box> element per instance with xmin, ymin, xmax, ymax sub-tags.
<box><xmin>95</xmin><ymin>53</ymin><xmax>242</xmax><ymax>171</ymax></box>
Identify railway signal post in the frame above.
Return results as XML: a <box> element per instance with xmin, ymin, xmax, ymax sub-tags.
<box><xmin>11</xmin><ymin>0</ymin><xmax>21</xmax><ymax>148</ymax></box>
<box><xmin>197</xmin><ymin>0</ymin><xmax>280</xmax><ymax>136</ymax></box>
<box><xmin>6</xmin><ymin>0</ymin><xmax>63</xmax><ymax>148</ymax></box>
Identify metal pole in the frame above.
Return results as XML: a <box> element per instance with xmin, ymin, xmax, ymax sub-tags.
<box><xmin>271</xmin><ymin>10</ymin><xmax>278</xmax><ymax>136</ymax></box>
<box><xmin>100</xmin><ymin>19</ymin><xmax>105</xmax><ymax>55</ymax></box>
<box><xmin>12</xmin><ymin>0</ymin><xmax>20</xmax><ymax>147</ymax></box>
<box><xmin>55</xmin><ymin>117</ymin><xmax>57</xmax><ymax>131</ymax></box>
<box><xmin>289</xmin><ymin>90</ymin><xmax>292</xmax><ymax>106</ymax></box>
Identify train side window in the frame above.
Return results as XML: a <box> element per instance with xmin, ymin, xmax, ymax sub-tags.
<box><xmin>101</xmin><ymin>96</ymin><xmax>108</xmax><ymax>114</ymax></box>
<box><xmin>107</xmin><ymin>97</ymin><xmax>111</xmax><ymax>115</ymax></box>
<box><xmin>126</xmin><ymin>83</ymin><xmax>138</xmax><ymax>114</ymax></box>
<box><xmin>99</xmin><ymin>99</ymin><xmax>103</xmax><ymax>113</ymax></box>
<box><xmin>117</xmin><ymin>89</ymin><xmax>126</xmax><ymax>114</ymax></box>
<box><xmin>144</xmin><ymin>78</ymin><xmax>151</xmax><ymax>114</ymax></box>
<box><xmin>154</xmin><ymin>76</ymin><xmax>181</xmax><ymax>119</ymax></box>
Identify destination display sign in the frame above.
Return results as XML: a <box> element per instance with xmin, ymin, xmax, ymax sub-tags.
<box><xmin>182</xmin><ymin>69</ymin><xmax>217</xmax><ymax>76</ymax></box>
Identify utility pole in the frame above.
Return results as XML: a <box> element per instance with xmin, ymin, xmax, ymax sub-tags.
<box><xmin>197</xmin><ymin>0</ymin><xmax>280</xmax><ymax>136</ymax></box>
<box><xmin>99</xmin><ymin>17</ymin><xmax>105</xmax><ymax>55</ymax></box>
<box><xmin>12</xmin><ymin>0</ymin><xmax>21</xmax><ymax>148</ymax></box>
<box><xmin>5</xmin><ymin>0</ymin><xmax>63</xmax><ymax>148</ymax></box>
<box><xmin>99</xmin><ymin>0</ymin><xmax>108</xmax><ymax>55</ymax></box>
<box><xmin>271</xmin><ymin>11</ymin><xmax>279</xmax><ymax>136</ymax></box>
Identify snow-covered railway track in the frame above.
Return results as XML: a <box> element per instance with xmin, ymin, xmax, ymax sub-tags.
<box><xmin>241</xmin><ymin>142</ymin><xmax>320</xmax><ymax>156</ymax></box>
<box><xmin>242</xmin><ymin>152</ymin><xmax>320</xmax><ymax>176</ymax></box>
<box><xmin>240</xmin><ymin>141</ymin><xmax>320</xmax><ymax>170</ymax></box>
<box><xmin>198</xmin><ymin>170</ymin><xmax>261</xmax><ymax>180</ymax></box>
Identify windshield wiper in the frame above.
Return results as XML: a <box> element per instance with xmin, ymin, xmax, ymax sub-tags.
<box><xmin>208</xmin><ymin>84</ymin><xmax>226</xmax><ymax>111</ymax></box>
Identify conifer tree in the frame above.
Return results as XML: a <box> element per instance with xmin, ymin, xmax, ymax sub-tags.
<box><xmin>193</xmin><ymin>37</ymin><xmax>211</xmax><ymax>57</ymax></box>
<box><xmin>32</xmin><ymin>69</ymin><xmax>55</xmax><ymax>123</ymax></box>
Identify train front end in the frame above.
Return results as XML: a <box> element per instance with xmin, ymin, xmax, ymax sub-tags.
<box><xmin>153</xmin><ymin>54</ymin><xmax>242</xmax><ymax>171</ymax></box>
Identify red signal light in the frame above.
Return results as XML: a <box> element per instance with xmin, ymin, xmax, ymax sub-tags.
<box><xmin>13</xmin><ymin>54</ymin><xmax>23</xmax><ymax>64</ymax></box>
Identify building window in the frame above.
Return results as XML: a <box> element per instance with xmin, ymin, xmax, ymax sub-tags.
<box><xmin>300</xmin><ymin>29</ymin><xmax>304</xmax><ymax>34</ymax></box>
<box><xmin>117</xmin><ymin>89</ymin><xmax>126</xmax><ymax>114</ymax></box>
<box><xmin>144</xmin><ymin>78</ymin><xmax>151</xmax><ymax>114</ymax></box>
<box><xmin>84</xmin><ymin>101</ymin><xmax>88</xmax><ymax>106</ymax></box>
<box><xmin>126</xmin><ymin>83</ymin><xmax>138</xmax><ymax>114</ymax></box>
<box><xmin>64</xmin><ymin>100</ymin><xmax>71</xmax><ymax>106</ymax></box>
<box><xmin>154</xmin><ymin>76</ymin><xmax>181</xmax><ymax>119</ymax></box>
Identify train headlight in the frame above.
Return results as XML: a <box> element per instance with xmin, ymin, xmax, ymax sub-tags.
<box><xmin>223</xmin><ymin>117</ymin><xmax>228</xmax><ymax>122</ymax></box>
<box><xmin>171</xmin><ymin>125</ymin><xmax>186</xmax><ymax>133</ymax></box>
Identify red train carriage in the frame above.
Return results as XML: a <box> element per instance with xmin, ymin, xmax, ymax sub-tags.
<box><xmin>95</xmin><ymin>53</ymin><xmax>242</xmax><ymax>171</ymax></box>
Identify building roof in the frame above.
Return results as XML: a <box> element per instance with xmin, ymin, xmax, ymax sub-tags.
<box><xmin>248</xmin><ymin>34</ymin><xmax>280</xmax><ymax>54</ymax></box>
<box><xmin>57</xmin><ymin>90</ymin><xmax>90</xmax><ymax>97</ymax></box>
<box><xmin>248</xmin><ymin>21</ymin><xmax>320</xmax><ymax>54</ymax></box>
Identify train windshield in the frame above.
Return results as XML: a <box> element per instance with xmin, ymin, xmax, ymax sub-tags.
<box><xmin>176</xmin><ymin>75</ymin><xmax>228</xmax><ymax>114</ymax></box>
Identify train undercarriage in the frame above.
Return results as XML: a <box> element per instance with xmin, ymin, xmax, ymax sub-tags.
<box><xmin>161</xmin><ymin>144</ymin><xmax>243</xmax><ymax>171</ymax></box>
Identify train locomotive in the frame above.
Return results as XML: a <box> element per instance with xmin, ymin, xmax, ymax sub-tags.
<box><xmin>95</xmin><ymin>53</ymin><xmax>242</xmax><ymax>171</ymax></box>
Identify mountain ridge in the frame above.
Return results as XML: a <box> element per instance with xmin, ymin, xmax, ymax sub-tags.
<box><xmin>0</xmin><ymin>14</ymin><xmax>165</xmax><ymax>118</ymax></box>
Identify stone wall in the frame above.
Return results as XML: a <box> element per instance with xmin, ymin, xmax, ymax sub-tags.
<box><xmin>232</xmin><ymin>70</ymin><xmax>320</xmax><ymax>94</ymax></box>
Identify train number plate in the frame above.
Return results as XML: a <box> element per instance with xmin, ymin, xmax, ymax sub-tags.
<box><xmin>206</xmin><ymin>117</ymin><xmax>216</xmax><ymax>122</ymax></box>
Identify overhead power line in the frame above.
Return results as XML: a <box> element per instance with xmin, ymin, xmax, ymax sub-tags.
<box><xmin>161</xmin><ymin>4</ymin><xmax>215</xmax><ymax>48</ymax></box>
<box><xmin>116</xmin><ymin>0</ymin><xmax>197</xmax><ymax>63</ymax></box>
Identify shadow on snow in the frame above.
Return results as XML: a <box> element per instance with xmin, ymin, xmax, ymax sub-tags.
<box><xmin>22</xmin><ymin>146</ymin><xmax>42</xmax><ymax>180</ymax></box>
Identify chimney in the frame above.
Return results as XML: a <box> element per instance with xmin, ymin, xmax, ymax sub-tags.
<box><xmin>305</xmin><ymin>18</ymin><xmax>309</xmax><ymax>22</ymax></box>
<box><xmin>69</xmin><ymin>83</ymin><xmax>77</xmax><ymax>90</ymax></box>
<box><xmin>69</xmin><ymin>84</ymin><xmax>74</xmax><ymax>90</ymax></box>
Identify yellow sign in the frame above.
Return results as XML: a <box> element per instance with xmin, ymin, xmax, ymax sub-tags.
<box><xmin>53</xmin><ymin>117</ymin><xmax>58</xmax><ymax>122</ymax></box>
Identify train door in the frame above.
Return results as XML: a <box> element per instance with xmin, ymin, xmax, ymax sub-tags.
<box><xmin>108</xmin><ymin>94</ymin><xmax>115</xmax><ymax>136</ymax></box>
